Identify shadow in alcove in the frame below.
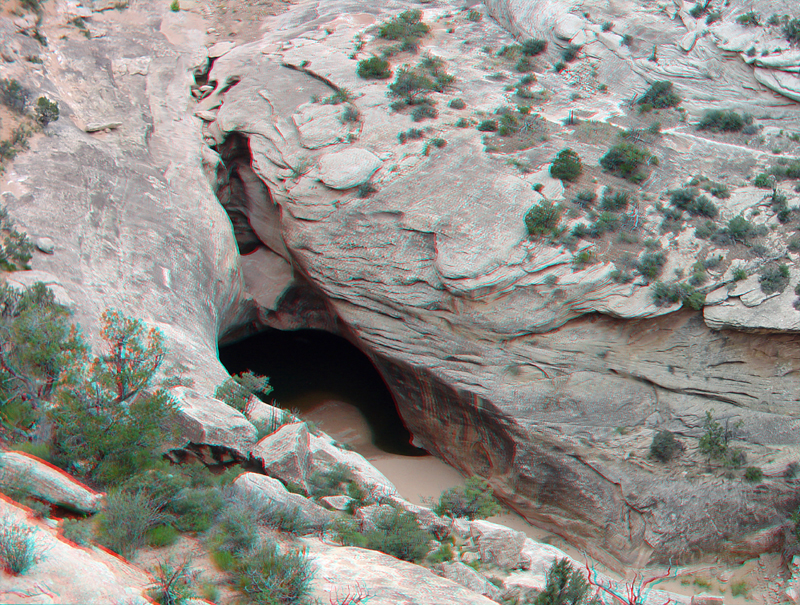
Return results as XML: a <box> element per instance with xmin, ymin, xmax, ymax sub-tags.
<box><xmin>218</xmin><ymin>329</ymin><xmax>426</xmax><ymax>457</ymax></box>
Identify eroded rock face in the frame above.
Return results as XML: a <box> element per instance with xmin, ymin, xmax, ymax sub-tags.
<box><xmin>193</xmin><ymin>0</ymin><xmax>800</xmax><ymax>567</ymax></box>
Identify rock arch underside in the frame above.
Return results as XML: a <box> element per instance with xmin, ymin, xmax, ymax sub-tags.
<box><xmin>3</xmin><ymin>0</ymin><xmax>800</xmax><ymax>583</ymax></box>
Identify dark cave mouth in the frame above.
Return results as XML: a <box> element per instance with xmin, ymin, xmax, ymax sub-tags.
<box><xmin>218</xmin><ymin>328</ymin><xmax>426</xmax><ymax>457</ymax></box>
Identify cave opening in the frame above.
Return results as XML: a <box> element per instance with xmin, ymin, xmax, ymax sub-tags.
<box><xmin>218</xmin><ymin>329</ymin><xmax>426</xmax><ymax>457</ymax></box>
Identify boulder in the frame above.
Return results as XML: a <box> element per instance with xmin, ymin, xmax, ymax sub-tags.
<box><xmin>250</xmin><ymin>422</ymin><xmax>311</xmax><ymax>488</ymax></box>
<box><xmin>320</xmin><ymin>495</ymin><xmax>355</xmax><ymax>511</ymax></box>
<box><xmin>436</xmin><ymin>561</ymin><xmax>503</xmax><ymax>601</ymax></box>
<box><xmin>293</xmin><ymin>103</ymin><xmax>351</xmax><ymax>149</ymax></box>
<box><xmin>305</xmin><ymin>540</ymin><xmax>498</xmax><ymax>605</ymax></box>
<box><xmin>317</xmin><ymin>148</ymin><xmax>382</xmax><ymax>189</ymax></box>
<box><xmin>470</xmin><ymin>520</ymin><xmax>526</xmax><ymax>569</ymax></box>
<box><xmin>0</xmin><ymin>451</ymin><xmax>103</xmax><ymax>513</ymax></box>
<box><xmin>230</xmin><ymin>472</ymin><xmax>334</xmax><ymax>531</ymax></box>
<box><xmin>170</xmin><ymin>387</ymin><xmax>257</xmax><ymax>458</ymax></box>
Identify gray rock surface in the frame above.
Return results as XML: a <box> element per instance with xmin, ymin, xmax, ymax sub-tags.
<box><xmin>0</xmin><ymin>451</ymin><xmax>103</xmax><ymax>513</ymax></box>
<box><xmin>437</xmin><ymin>561</ymin><xmax>503</xmax><ymax>601</ymax></box>
<box><xmin>317</xmin><ymin>147</ymin><xmax>382</xmax><ymax>189</ymax></box>
<box><xmin>470</xmin><ymin>520</ymin><xmax>526</xmax><ymax>569</ymax></box>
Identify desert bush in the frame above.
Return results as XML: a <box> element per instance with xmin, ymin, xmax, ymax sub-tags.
<box><xmin>61</xmin><ymin>518</ymin><xmax>94</xmax><ymax>545</ymax></box>
<box><xmin>694</xmin><ymin>220</ymin><xmax>716</xmax><ymax>239</ymax></box>
<box><xmin>601</xmin><ymin>21</ymin><xmax>614</xmax><ymax>31</ymax></box>
<box><xmin>589</xmin><ymin>212</ymin><xmax>619</xmax><ymax>237</ymax></box>
<box><xmin>600</xmin><ymin>190</ymin><xmax>629</xmax><ymax>211</ymax></box>
<box><xmin>668</xmin><ymin>188</ymin><xmax>718</xmax><ymax>218</ymax></box>
<box><xmin>0</xmin><ymin>518</ymin><xmax>40</xmax><ymax>575</ymax></box>
<box><xmin>215</xmin><ymin>371</ymin><xmax>272</xmax><ymax>413</ymax></box>
<box><xmin>699</xmin><ymin>411</ymin><xmax>745</xmax><ymax>467</ymax></box>
<box><xmin>649</xmin><ymin>430</ymin><xmax>680</xmax><ymax>462</ymax></box>
<box><xmin>572</xmin><ymin>190</ymin><xmax>597</xmax><ymax>208</ymax></box>
<box><xmin>637</xmin><ymin>81</ymin><xmax>680</xmax><ymax>109</ymax></box>
<box><xmin>698</xmin><ymin>110</ymin><xmax>745</xmax><ymax>132</ymax></box>
<box><xmin>235</xmin><ymin>542</ymin><xmax>313</xmax><ymax>605</ymax></box>
<box><xmin>737</xmin><ymin>11</ymin><xmax>760</xmax><ymax>26</ymax></box>
<box><xmin>448</xmin><ymin>98</ymin><xmax>466</xmax><ymax>109</ymax></box>
<box><xmin>635</xmin><ymin>251</ymin><xmax>666</xmax><ymax>281</ymax></box>
<box><xmin>433</xmin><ymin>476</ymin><xmax>502</xmax><ymax>520</ymax></box>
<box><xmin>0</xmin><ymin>79</ymin><xmax>29</xmax><ymax>113</ymax></box>
<box><xmin>364</xmin><ymin>506</ymin><xmax>432</xmax><ymax>562</ymax></box>
<box><xmin>379</xmin><ymin>9</ymin><xmax>430</xmax><ymax>51</ymax></box>
<box><xmin>148</xmin><ymin>560</ymin><xmax>197</xmax><ymax>605</ymax></box>
<box><xmin>549</xmin><ymin>149</ymin><xmax>583</xmax><ymax>182</ymax></box>
<box><xmin>398</xmin><ymin>128</ymin><xmax>425</xmax><ymax>144</ymax></box>
<box><xmin>712</xmin><ymin>215</ymin><xmax>756</xmax><ymax>245</ymax></box>
<box><xmin>357</xmin><ymin>56</ymin><xmax>392</xmax><ymax>80</ymax></box>
<box><xmin>467</xmin><ymin>9</ymin><xmax>482</xmax><ymax>21</ymax></box>
<box><xmin>744</xmin><ymin>467</ymin><xmax>763</xmax><ymax>483</ymax></box>
<box><xmin>522</xmin><ymin>39</ymin><xmax>547</xmax><ymax>55</ymax></box>
<box><xmin>651</xmin><ymin>282</ymin><xmax>705</xmax><ymax>310</ymax></box>
<box><xmin>34</xmin><ymin>97</ymin><xmax>59</xmax><ymax>126</ymax></box>
<box><xmin>759</xmin><ymin>263</ymin><xmax>790</xmax><ymax>294</ymax></box>
<box><xmin>98</xmin><ymin>489</ymin><xmax>165</xmax><ymax>556</ymax></box>
<box><xmin>561</xmin><ymin>44</ymin><xmax>581</xmax><ymax>62</ymax></box>
<box><xmin>357</xmin><ymin>182</ymin><xmax>377</xmax><ymax>198</ymax></box>
<box><xmin>554</xmin><ymin>61</ymin><xmax>566</xmax><ymax>72</ymax></box>
<box><xmin>147</xmin><ymin>524</ymin><xmax>179</xmax><ymax>548</ymax></box>
<box><xmin>0</xmin><ymin>207</ymin><xmax>33</xmax><ymax>270</ymax></box>
<box><xmin>534</xmin><ymin>558</ymin><xmax>591</xmax><ymax>605</ymax></box>
<box><xmin>411</xmin><ymin>103</ymin><xmax>437</xmax><ymax>122</ymax></box>
<box><xmin>786</xmin><ymin>18</ymin><xmax>800</xmax><ymax>43</ymax></box>
<box><xmin>754</xmin><ymin>173</ymin><xmax>773</xmax><ymax>188</ymax></box>
<box><xmin>525</xmin><ymin>201</ymin><xmax>561</xmax><ymax>237</ymax></box>
<box><xmin>599</xmin><ymin>142</ymin><xmax>651</xmax><ymax>181</ymax></box>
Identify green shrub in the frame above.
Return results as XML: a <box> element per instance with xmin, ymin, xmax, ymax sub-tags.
<box><xmin>428</xmin><ymin>542</ymin><xmax>454</xmax><ymax>563</ymax></box>
<box><xmin>759</xmin><ymin>263</ymin><xmax>790</xmax><ymax>294</ymax></box>
<box><xmin>649</xmin><ymin>430</ymin><xmax>680</xmax><ymax>462</ymax></box>
<box><xmin>357</xmin><ymin>182</ymin><xmax>377</xmax><ymax>198</ymax></box>
<box><xmin>599</xmin><ymin>142</ymin><xmax>651</xmax><ymax>180</ymax></box>
<box><xmin>433</xmin><ymin>476</ymin><xmax>502</xmax><ymax>520</ymax></box>
<box><xmin>534</xmin><ymin>558</ymin><xmax>591</xmax><ymax>605</ymax></box>
<box><xmin>0</xmin><ymin>518</ymin><xmax>40</xmax><ymax>575</ymax></box>
<box><xmin>364</xmin><ymin>507</ymin><xmax>432</xmax><ymax>562</ymax></box>
<box><xmin>637</xmin><ymin>81</ymin><xmax>680</xmax><ymax>109</ymax></box>
<box><xmin>699</xmin><ymin>411</ymin><xmax>745</xmax><ymax>467</ymax></box>
<box><xmin>398</xmin><ymin>128</ymin><xmax>424</xmax><ymax>143</ymax></box>
<box><xmin>600</xmin><ymin>190</ymin><xmax>629</xmax><ymax>211</ymax></box>
<box><xmin>235</xmin><ymin>542</ymin><xmax>313</xmax><ymax>605</ymax></box>
<box><xmin>601</xmin><ymin>21</ymin><xmax>614</xmax><ymax>31</ymax></box>
<box><xmin>98</xmin><ymin>489</ymin><xmax>165</xmax><ymax>556</ymax></box>
<box><xmin>572</xmin><ymin>190</ymin><xmax>597</xmax><ymax>208</ymax></box>
<box><xmin>215</xmin><ymin>371</ymin><xmax>271</xmax><ymax>413</ymax></box>
<box><xmin>0</xmin><ymin>79</ymin><xmax>29</xmax><ymax>113</ymax></box>
<box><xmin>550</xmin><ymin>149</ymin><xmax>583</xmax><ymax>182</ymax></box>
<box><xmin>34</xmin><ymin>97</ymin><xmax>59</xmax><ymax>126</ymax></box>
<box><xmin>171</xmin><ymin>487</ymin><xmax>225</xmax><ymax>533</ymax></box>
<box><xmin>785</xmin><ymin>19</ymin><xmax>800</xmax><ymax>43</ymax></box>
<box><xmin>744</xmin><ymin>467</ymin><xmax>763</xmax><ymax>483</ymax></box>
<box><xmin>668</xmin><ymin>188</ymin><xmax>718</xmax><ymax>218</ymax></box>
<box><xmin>717</xmin><ymin>215</ymin><xmax>756</xmax><ymax>244</ymax></box>
<box><xmin>148</xmin><ymin>560</ymin><xmax>196</xmax><ymax>605</ymax></box>
<box><xmin>411</xmin><ymin>103</ymin><xmax>437</xmax><ymax>122</ymax></box>
<box><xmin>147</xmin><ymin>524</ymin><xmax>179</xmax><ymax>548</ymax></box>
<box><xmin>455</xmin><ymin>117</ymin><xmax>470</xmax><ymax>128</ymax></box>
<box><xmin>170</xmin><ymin>0</ymin><xmax>179</xmax><ymax>11</ymax></box>
<box><xmin>525</xmin><ymin>201</ymin><xmax>561</xmax><ymax>237</ymax></box>
<box><xmin>694</xmin><ymin>220</ymin><xmax>716</xmax><ymax>239</ymax></box>
<box><xmin>467</xmin><ymin>9</ymin><xmax>482</xmax><ymax>22</ymax></box>
<box><xmin>554</xmin><ymin>61</ymin><xmax>566</xmax><ymax>72</ymax></box>
<box><xmin>732</xmin><ymin>267</ymin><xmax>748</xmax><ymax>281</ymax></box>
<box><xmin>698</xmin><ymin>110</ymin><xmax>745</xmax><ymax>132</ymax></box>
<box><xmin>210</xmin><ymin>499</ymin><xmax>260</xmax><ymax>556</ymax></box>
<box><xmin>589</xmin><ymin>212</ymin><xmax>619</xmax><ymax>237</ymax></box>
<box><xmin>737</xmin><ymin>11</ymin><xmax>760</xmax><ymax>26</ymax></box>
<box><xmin>635</xmin><ymin>251</ymin><xmax>666</xmax><ymax>281</ymax></box>
<box><xmin>61</xmin><ymin>518</ymin><xmax>94</xmax><ymax>546</ymax></box>
<box><xmin>522</xmin><ymin>39</ymin><xmax>547</xmax><ymax>55</ymax></box>
<box><xmin>357</xmin><ymin>56</ymin><xmax>392</xmax><ymax>80</ymax></box>
<box><xmin>477</xmin><ymin>119</ymin><xmax>498</xmax><ymax>132</ymax></box>
<box><xmin>448</xmin><ymin>98</ymin><xmax>466</xmax><ymax>109</ymax></box>
<box><xmin>211</xmin><ymin>548</ymin><xmax>237</xmax><ymax>571</ymax></box>
<box><xmin>651</xmin><ymin>282</ymin><xmax>705</xmax><ymax>309</ymax></box>
<box><xmin>379</xmin><ymin>9</ymin><xmax>430</xmax><ymax>51</ymax></box>
<box><xmin>561</xmin><ymin>44</ymin><xmax>581</xmax><ymax>62</ymax></box>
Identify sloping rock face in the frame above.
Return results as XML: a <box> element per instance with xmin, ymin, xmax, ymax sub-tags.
<box><xmin>195</xmin><ymin>0</ymin><xmax>800</xmax><ymax>567</ymax></box>
<box><xmin>3</xmin><ymin>0</ymin><xmax>800</xmax><ymax>573</ymax></box>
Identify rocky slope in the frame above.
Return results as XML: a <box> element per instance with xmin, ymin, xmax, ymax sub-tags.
<box><xmin>1</xmin><ymin>0</ymin><xmax>800</xmax><ymax>595</ymax></box>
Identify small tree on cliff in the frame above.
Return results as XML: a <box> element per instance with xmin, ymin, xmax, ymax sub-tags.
<box><xmin>50</xmin><ymin>310</ymin><xmax>183</xmax><ymax>485</ymax></box>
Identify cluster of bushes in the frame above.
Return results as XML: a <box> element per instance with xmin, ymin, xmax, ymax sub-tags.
<box><xmin>397</xmin><ymin>128</ymin><xmax>425</xmax><ymax>143</ymax></box>
<box><xmin>737</xmin><ymin>11</ymin><xmax>760</xmax><ymax>26</ymax></box>
<box><xmin>702</xmin><ymin>214</ymin><xmax>762</xmax><ymax>246</ymax></box>
<box><xmin>699</xmin><ymin>411</ymin><xmax>745</xmax><ymax>467</ymax></box>
<box><xmin>668</xmin><ymin>188</ymin><xmax>718</xmax><ymax>218</ymax></box>
<box><xmin>599</xmin><ymin>142</ymin><xmax>656</xmax><ymax>183</ymax></box>
<box><xmin>759</xmin><ymin>263</ymin><xmax>790</xmax><ymax>294</ymax></box>
<box><xmin>651</xmin><ymin>281</ymin><xmax>705</xmax><ymax>310</ymax></box>
<box><xmin>635</xmin><ymin>251</ymin><xmax>666</xmax><ymax>281</ymax></box>
<box><xmin>387</xmin><ymin>55</ymin><xmax>454</xmax><ymax>120</ymax></box>
<box><xmin>697</xmin><ymin>110</ymin><xmax>750</xmax><ymax>133</ymax></box>
<box><xmin>497</xmin><ymin>38</ymin><xmax>547</xmax><ymax>72</ymax></box>
<box><xmin>433</xmin><ymin>476</ymin><xmax>502</xmax><ymax>520</ymax></box>
<box><xmin>0</xmin><ymin>79</ymin><xmax>29</xmax><ymax>113</ymax></box>
<box><xmin>378</xmin><ymin>9</ymin><xmax>430</xmax><ymax>53</ymax></box>
<box><xmin>786</xmin><ymin>18</ymin><xmax>800</xmax><ymax>43</ymax></box>
<box><xmin>637</xmin><ymin>80</ymin><xmax>680</xmax><ymax>112</ymax></box>
<box><xmin>649</xmin><ymin>430</ymin><xmax>681</xmax><ymax>462</ymax></box>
